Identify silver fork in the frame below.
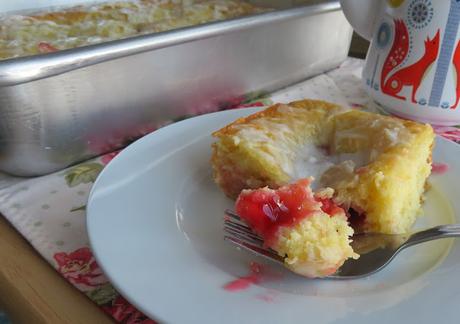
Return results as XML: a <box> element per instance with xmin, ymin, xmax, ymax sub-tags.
<box><xmin>223</xmin><ymin>209</ymin><xmax>460</xmax><ymax>279</ymax></box>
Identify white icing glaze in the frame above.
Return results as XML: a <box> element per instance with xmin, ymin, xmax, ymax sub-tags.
<box><xmin>384</xmin><ymin>127</ymin><xmax>401</xmax><ymax>144</ymax></box>
<box><xmin>287</xmin><ymin>143</ymin><xmax>369</xmax><ymax>188</ymax></box>
<box><xmin>290</xmin><ymin>144</ymin><xmax>335</xmax><ymax>182</ymax></box>
<box><xmin>0</xmin><ymin>0</ymin><xmax>266</xmax><ymax>60</ymax></box>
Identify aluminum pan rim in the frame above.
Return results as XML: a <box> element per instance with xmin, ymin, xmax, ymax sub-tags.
<box><xmin>0</xmin><ymin>1</ymin><xmax>340</xmax><ymax>86</ymax></box>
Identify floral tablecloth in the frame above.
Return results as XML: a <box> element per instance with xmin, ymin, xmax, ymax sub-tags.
<box><xmin>0</xmin><ymin>58</ymin><xmax>459</xmax><ymax>323</ymax></box>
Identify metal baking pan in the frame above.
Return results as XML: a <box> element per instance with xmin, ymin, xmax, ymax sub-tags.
<box><xmin>0</xmin><ymin>0</ymin><xmax>352</xmax><ymax>176</ymax></box>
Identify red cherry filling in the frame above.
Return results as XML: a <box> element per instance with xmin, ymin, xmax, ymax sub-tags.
<box><xmin>235</xmin><ymin>179</ymin><xmax>344</xmax><ymax>247</ymax></box>
<box><xmin>316</xmin><ymin>197</ymin><xmax>344</xmax><ymax>216</ymax></box>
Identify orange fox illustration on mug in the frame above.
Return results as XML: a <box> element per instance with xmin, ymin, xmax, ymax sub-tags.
<box><xmin>381</xmin><ymin>20</ymin><xmax>440</xmax><ymax>104</ymax></box>
<box><xmin>341</xmin><ymin>0</ymin><xmax>460</xmax><ymax>125</ymax></box>
<box><xmin>451</xmin><ymin>39</ymin><xmax>460</xmax><ymax>109</ymax></box>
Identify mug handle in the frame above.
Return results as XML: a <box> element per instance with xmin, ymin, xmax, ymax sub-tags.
<box><xmin>340</xmin><ymin>0</ymin><xmax>382</xmax><ymax>41</ymax></box>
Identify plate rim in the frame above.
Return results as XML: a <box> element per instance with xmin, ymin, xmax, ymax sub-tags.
<box><xmin>87</xmin><ymin>108</ymin><xmax>460</xmax><ymax>322</ymax></box>
<box><xmin>86</xmin><ymin>107</ymin><xmax>263</xmax><ymax>321</ymax></box>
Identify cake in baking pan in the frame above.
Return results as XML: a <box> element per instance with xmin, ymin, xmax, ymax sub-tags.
<box><xmin>0</xmin><ymin>0</ymin><xmax>267</xmax><ymax>60</ymax></box>
<box><xmin>212</xmin><ymin>99</ymin><xmax>434</xmax><ymax>235</ymax></box>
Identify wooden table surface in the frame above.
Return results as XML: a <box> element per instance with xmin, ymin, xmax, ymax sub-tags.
<box><xmin>0</xmin><ymin>216</ymin><xmax>113</xmax><ymax>324</ymax></box>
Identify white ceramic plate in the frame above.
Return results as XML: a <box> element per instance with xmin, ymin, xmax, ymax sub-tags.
<box><xmin>87</xmin><ymin>108</ymin><xmax>460</xmax><ymax>324</ymax></box>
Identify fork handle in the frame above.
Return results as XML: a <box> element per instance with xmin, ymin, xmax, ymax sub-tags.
<box><xmin>403</xmin><ymin>224</ymin><xmax>460</xmax><ymax>249</ymax></box>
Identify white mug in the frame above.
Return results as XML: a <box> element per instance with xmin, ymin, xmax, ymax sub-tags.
<box><xmin>341</xmin><ymin>0</ymin><xmax>460</xmax><ymax>125</ymax></box>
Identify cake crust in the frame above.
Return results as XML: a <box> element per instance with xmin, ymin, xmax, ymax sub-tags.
<box><xmin>0</xmin><ymin>0</ymin><xmax>265</xmax><ymax>60</ymax></box>
<box><xmin>211</xmin><ymin>100</ymin><xmax>343</xmax><ymax>199</ymax></box>
<box><xmin>212</xmin><ymin>99</ymin><xmax>435</xmax><ymax>234</ymax></box>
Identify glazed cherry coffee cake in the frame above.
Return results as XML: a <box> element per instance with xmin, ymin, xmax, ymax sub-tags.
<box><xmin>211</xmin><ymin>99</ymin><xmax>434</xmax><ymax>277</ymax></box>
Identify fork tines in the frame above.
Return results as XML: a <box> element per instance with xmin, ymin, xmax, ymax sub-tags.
<box><xmin>224</xmin><ymin>219</ymin><xmax>263</xmax><ymax>244</ymax></box>
<box><xmin>223</xmin><ymin>209</ymin><xmax>284</xmax><ymax>264</ymax></box>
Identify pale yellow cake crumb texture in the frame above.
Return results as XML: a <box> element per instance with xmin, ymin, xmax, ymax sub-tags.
<box><xmin>274</xmin><ymin>211</ymin><xmax>358</xmax><ymax>278</ymax></box>
<box><xmin>325</xmin><ymin>110</ymin><xmax>434</xmax><ymax>234</ymax></box>
<box><xmin>212</xmin><ymin>99</ymin><xmax>435</xmax><ymax>234</ymax></box>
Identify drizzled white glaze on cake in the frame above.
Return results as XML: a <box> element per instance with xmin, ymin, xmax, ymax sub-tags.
<box><xmin>218</xmin><ymin>101</ymin><xmax>415</xmax><ymax>196</ymax></box>
<box><xmin>287</xmin><ymin>116</ymin><xmax>411</xmax><ymax>189</ymax></box>
<box><xmin>291</xmin><ymin>144</ymin><xmax>334</xmax><ymax>182</ymax></box>
<box><xmin>0</xmin><ymin>0</ymin><xmax>267</xmax><ymax>60</ymax></box>
<box><xmin>288</xmin><ymin>143</ymin><xmax>367</xmax><ymax>189</ymax></box>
